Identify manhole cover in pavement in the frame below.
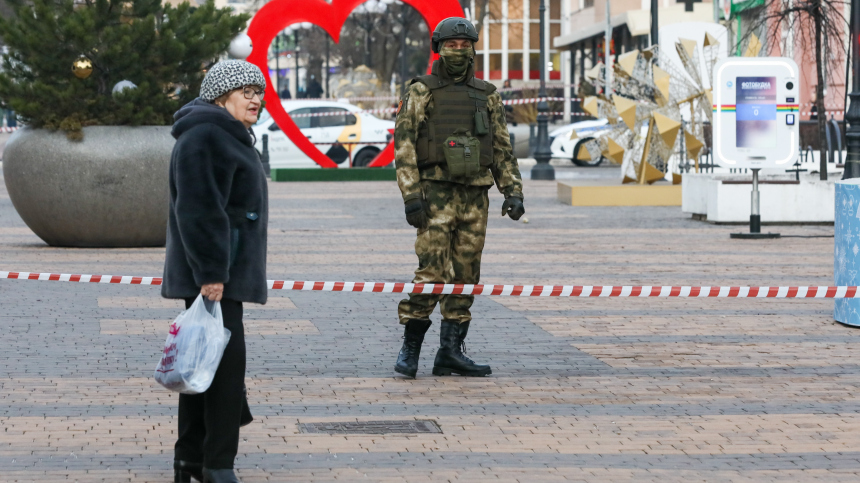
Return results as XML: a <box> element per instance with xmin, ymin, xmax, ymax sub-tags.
<box><xmin>298</xmin><ymin>420</ymin><xmax>442</xmax><ymax>434</ymax></box>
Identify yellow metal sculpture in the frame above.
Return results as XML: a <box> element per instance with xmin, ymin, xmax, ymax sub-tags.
<box><xmin>576</xmin><ymin>33</ymin><xmax>718</xmax><ymax>185</ymax></box>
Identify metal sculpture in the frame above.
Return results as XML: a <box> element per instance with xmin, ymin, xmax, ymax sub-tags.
<box><xmin>577</xmin><ymin>33</ymin><xmax>718</xmax><ymax>184</ymax></box>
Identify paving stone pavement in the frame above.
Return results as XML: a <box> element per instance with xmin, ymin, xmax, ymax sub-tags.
<box><xmin>1</xmin><ymin>169</ymin><xmax>855</xmax><ymax>482</ymax></box>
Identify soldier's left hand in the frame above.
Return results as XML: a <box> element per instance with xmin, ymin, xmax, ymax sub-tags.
<box><xmin>501</xmin><ymin>196</ymin><xmax>525</xmax><ymax>221</ymax></box>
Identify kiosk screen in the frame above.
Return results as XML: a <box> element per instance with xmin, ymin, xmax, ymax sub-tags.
<box><xmin>736</xmin><ymin>76</ymin><xmax>777</xmax><ymax>148</ymax></box>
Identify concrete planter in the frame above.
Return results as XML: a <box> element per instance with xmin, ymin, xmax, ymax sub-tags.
<box><xmin>2</xmin><ymin>126</ymin><xmax>174</xmax><ymax>247</ymax></box>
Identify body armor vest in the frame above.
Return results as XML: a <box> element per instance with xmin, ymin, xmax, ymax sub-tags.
<box><xmin>413</xmin><ymin>67</ymin><xmax>496</xmax><ymax>172</ymax></box>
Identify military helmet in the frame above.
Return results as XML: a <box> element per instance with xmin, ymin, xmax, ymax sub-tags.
<box><xmin>431</xmin><ymin>17</ymin><xmax>479</xmax><ymax>53</ymax></box>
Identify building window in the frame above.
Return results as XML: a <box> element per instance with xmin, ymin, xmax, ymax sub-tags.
<box><xmin>530</xmin><ymin>23</ymin><xmax>540</xmax><ymax>47</ymax></box>
<box><xmin>584</xmin><ymin>0</ymin><xmax>594</xmax><ymax>7</ymax></box>
<box><xmin>550</xmin><ymin>52</ymin><xmax>560</xmax><ymax>72</ymax></box>
<box><xmin>490</xmin><ymin>53</ymin><xmax>503</xmax><ymax>71</ymax></box>
<box><xmin>475</xmin><ymin>1</ymin><xmax>486</xmax><ymax>23</ymax></box>
<box><xmin>490</xmin><ymin>53</ymin><xmax>503</xmax><ymax>79</ymax></box>
<box><xmin>529</xmin><ymin>52</ymin><xmax>540</xmax><ymax>71</ymax></box>
<box><xmin>508</xmin><ymin>0</ymin><xmax>524</xmax><ymax>19</ymax></box>
<box><xmin>489</xmin><ymin>24</ymin><xmax>502</xmax><ymax>50</ymax></box>
<box><xmin>550</xmin><ymin>0</ymin><xmax>561</xmax><ymax>20</ymax></box>
<box><xmin>489</xmin><ymin>0</ymin><xmax>503</xmax><ymax>19</ymax></box>
<box><xmin>508</xmin><ymin>22</ymin><xmax>524</xmax><ymax>50</ymax></box>
<box><xmin>528</xmin><ymin>52</ymin><xmax>560</xmax><ymax>80</ymax></box>
<box><xmin>529</xmin><ymin>0</ymin><xmax>539</xmax><ymax>19</ymax></box>
<box><xmin>508</xmin><ymin>53</ymin><xmax>523</xmax><ymax>79</ymax></box>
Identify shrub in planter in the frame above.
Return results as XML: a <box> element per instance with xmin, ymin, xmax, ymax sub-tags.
<box><xmin>0</xmin><ymin>0</ymin><xmax>248</xmax><ymax>247</ymax></box>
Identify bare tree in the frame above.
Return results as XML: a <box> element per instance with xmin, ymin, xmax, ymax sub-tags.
<box><xmin>470</xmin><ymin>0</ymin><xmax>491</xmax><ymax>33</ymax></box>
<box><xmin>740</xmin><ymin>0</ymin><xmax>849</xmax><ymax>178</ymax></box>
<box><xmin>464</xmin><ymin>0</ymin><xmax>504</xmax><ymax>40</ymax></box>
<box><xmin>300</xmin><ymin>1</ymin><xmax>430</xmax><ymax>87</ymax></box>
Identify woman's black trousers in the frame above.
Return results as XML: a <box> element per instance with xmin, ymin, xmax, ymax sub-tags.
<box><xmin>174</xmin><ymin>297</ymin><xmax>247</xmax><ymax>470</ymax></box>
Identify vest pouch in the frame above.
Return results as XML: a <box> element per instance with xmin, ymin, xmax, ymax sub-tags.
<box><xmin>442</xmin><ymin>131</ymin><xmax>481</xmax><ymax>178</ymax></box>
<box><xmin>416</xmin><ymin>135</ymin><xmax>430</xmax><ymax>162</ymax></box>
<box><xmin>474</xmin><ymin>110</ymin><xmax>490</xmax><ymax>135</ymax></box>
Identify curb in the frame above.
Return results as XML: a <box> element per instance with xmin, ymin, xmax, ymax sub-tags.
<box><xmin>271</xmin><ymin>167</ymin><xmax>396</xmax><ymax>182</ymax></box>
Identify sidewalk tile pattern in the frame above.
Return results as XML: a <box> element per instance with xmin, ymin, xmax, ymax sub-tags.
<box><xmin>1</xmin><ymin>174</ymin><xmax>852</xmax><ymax>482</ymax></box>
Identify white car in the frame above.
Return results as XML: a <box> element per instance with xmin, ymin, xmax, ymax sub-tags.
<box><xmin>252</xmin><ymin>100</ymin><xmax>395</xmax><ymax>168</ymax></box>
<box><xmin>549</xmin><ymin>119</ymin><xmax>610</xmax><ymax>166</ymax></box>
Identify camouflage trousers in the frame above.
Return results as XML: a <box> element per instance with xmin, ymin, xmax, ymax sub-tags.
<box><xmin>398</xmin><ymin>180</ymin><xmax>490</xmax><ymax>325</ymax></box>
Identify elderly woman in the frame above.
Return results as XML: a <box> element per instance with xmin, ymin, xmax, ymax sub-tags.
<box><xmin>162</xmin><ymin>60</ymin><xmax>269</xmax><ymax>483</ymax></box>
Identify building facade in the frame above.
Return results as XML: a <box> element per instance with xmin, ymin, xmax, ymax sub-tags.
<box><xmin>553</xmin><ymin>0</ymin><xmax>847</xmax><ymax>122</ymax></box>
<box><xmin>554</xmin><ymin>0</ymin><xmax>716</xmax><ymax>91</ymax></box>
<box><xmin>472</xmin><ymin>0</ymin><xmax>564</xmax><ymax>82</ymax></box>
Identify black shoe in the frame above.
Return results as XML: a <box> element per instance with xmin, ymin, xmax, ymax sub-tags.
<box><xmin>240</xmin><ymin>385</ymin><xmax>253</xmax><ymax>427</ymax></box>
<box><xmin>394</xmin><ymin>319</ymin><xmax>432</xmax><ymax>378</ymax></box>
<box><xmin>432</xmin><ymin>320</ymin><xmax>491</xmax><ymax>376</ymax></box>
<box><xmin>202</xmin><ymin>468</ymin><xmax>240</xmax><ymax>483</ymax></box>
<box><xmin>174</xmin><ymin>460</ymin><xmax>203</xmax><ymax>482</ymax></box>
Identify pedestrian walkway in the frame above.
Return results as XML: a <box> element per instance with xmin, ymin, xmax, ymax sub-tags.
<box><xmin>1</xmin><ymin>173</ymin><xmax>854</xmax><ymax>482</ymax></box>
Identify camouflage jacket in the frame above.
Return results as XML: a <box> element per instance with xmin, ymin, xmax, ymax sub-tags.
<box><xmin>394</xmin><ymin>79</ymin><xmax>523</xmax><ymax>204</ymax></box>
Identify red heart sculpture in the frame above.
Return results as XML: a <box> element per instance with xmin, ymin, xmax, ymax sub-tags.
<box><xmin>247</xmin><ymin>0</ymin><xmax>464</xmax><ymax>168</ymax></box>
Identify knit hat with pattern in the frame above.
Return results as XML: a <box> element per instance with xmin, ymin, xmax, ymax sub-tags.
<box><xmin>200</xmin><ymin>60</ymin><xmax>266</xmax><ymax>102</ymax></box>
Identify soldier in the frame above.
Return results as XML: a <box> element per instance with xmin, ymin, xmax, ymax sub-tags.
<box><xmin>393</xmin><ymin>17</ymin><xmax>525</xmax><ymax>378</ymax></box>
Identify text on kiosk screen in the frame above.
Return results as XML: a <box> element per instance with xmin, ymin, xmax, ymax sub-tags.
<box><xmin>736</xmin><ymin>76</ymin><xmax>777</xmax><ymax>149</ymax></box>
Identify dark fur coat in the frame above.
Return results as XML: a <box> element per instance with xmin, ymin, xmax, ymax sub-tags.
<box><xmin>161</xmin><ymin>99</ymin><xmax>268</xmax><ymax>304</ymax></box>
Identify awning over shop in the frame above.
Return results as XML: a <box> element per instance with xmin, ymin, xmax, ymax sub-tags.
<box><xmin>553</xmin><ymin>10</ymin><xmax>651</xmax><ymax>48</ymax></box>
<box><xmin>554</xmin><ymin>4</ymin><xmax>714</xmax><ymax>49</ymax></box>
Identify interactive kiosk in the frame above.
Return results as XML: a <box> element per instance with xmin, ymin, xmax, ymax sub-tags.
<box><xmin>712</xmin><ymin>57</ymin><xmax>800</xmax><ymax>238</ymax></box>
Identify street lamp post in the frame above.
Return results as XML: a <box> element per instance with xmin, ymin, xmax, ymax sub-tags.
<box><xmin>275</xmin><ymin>34</ymin><xmax>280</xmax><ymax>95</ymax></box>
<box><xmin>650</xmin><ymin>0</ymin><xmax>658</xmax><ymax>47</ymax></box>
<box><xmin>326</xmin><ymin>37</ymin><xmax>330</xmax><ymax>99</ymax></box>
<box><xmin>399</xmin><ymin>25</ymin><xmax>407</xmax><ymax>100</ymax></box>
<box><xmin>842</xmin><ymin>0</ymin><xmax>860</xmax><ymax>179</ymax></box>
<box><xmin>530</xmin><ymin>0</ymin><xmax>555</xmax><ymax>180</ymax></box>
<box><xmin>294</xmin><ymin>30</ymin><xmax>300</xmax><ymax>97</ymax></box>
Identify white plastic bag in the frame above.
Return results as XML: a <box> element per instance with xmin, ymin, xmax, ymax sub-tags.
<box><xmin>154</xmin><ymin>294</ymin><xmax>231</xmax><ymax>394</ymax></box>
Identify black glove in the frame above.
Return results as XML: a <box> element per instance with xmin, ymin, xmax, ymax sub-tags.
<box><xmin>501</xmin><ymin>196</ymin><xmax>525</xmax><ymax>220</ymax></box>
<box><xmin>404</xmin><ymin>199</ymin><xmax>428</xmax><ymax>229</ymax></box>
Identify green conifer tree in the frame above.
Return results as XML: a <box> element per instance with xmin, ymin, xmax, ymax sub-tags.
<box><xmin>0</xmin><ymin>0</ymin><xmax>249</xmax><ymax>139</ymax></box>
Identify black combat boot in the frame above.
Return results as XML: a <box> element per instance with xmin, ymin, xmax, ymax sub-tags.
<box><xmin>394</xmin><ymin>319</ymin><xmax>433</xmax><ymax>378</ymax></box>
<box><xmin>174</xmin><ymin>460</ymin><xmax>203</xmax><ymax>482</ymax></box>
<box><xmin>432</xmin><ymin>320</ymin><xmax>492</xmax><ymax>376</ymax></box>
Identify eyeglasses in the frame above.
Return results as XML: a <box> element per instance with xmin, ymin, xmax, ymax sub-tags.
<box><xmin>242</xmin><ymin>86</ymin><xmax>264</xmax><ymax>100</ymax></box>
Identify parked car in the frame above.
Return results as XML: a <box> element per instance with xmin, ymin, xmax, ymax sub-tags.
<box><xmin>549</xmin><ymin>118</ymin><xmax>610</xmax><ymax>166</ymax></box>
<box><xmin>252</xmin><ymin>100</ymin><xmax>394</xmax><ymax>168</ymax></box>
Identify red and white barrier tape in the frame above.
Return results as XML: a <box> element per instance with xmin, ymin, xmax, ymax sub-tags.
<box><xmin>1</xmin><ymin>272</ymin><xmax>857</xmax><ymax>298</ymax></box>
<box><xmin>1</xmin><ymin>272</ymin><xmax>161</xmax><ymax>285</ymax></box>
<box><xmin>499</xmin><ymin>83</ymin><xmax>576</xmax><ymax>92</ymax></box>
<box><xmin>299</xmin><ymin>96</ymin><xmax>398</xmax><ymax>102</ymax></box>
<box><xmin>0</xmin><ymin>127</ymin><xmax>18</xmax><ymax>133</ymax></box>
<box><xmin>285</xmin><ymin>98</ymin><xmax>573</xmax><ymax>119</ymax></box>
<box><xmin>289</xmin><ymin>108</ymin><xmax>396</xmax><ymax>118</ymax></box>
<box><xmin>502</xmin><ymin>97</ymin><xmax>566</xmax><ymax>105</ymax></box>
<box><xmin>801</xmin><ymin>112</ymin><xmax>845</xmax><ymax>117</ymax></box>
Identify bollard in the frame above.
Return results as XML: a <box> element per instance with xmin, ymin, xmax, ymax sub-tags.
<box><xmin>835</xmin><ymin>178</ymin><xmax>860</xmax><ymax>326</ymax></box>
<box><xmin>830</xmin><ymin>118</ymin><xmax>843</xmax><ymax>166</ymax></box>
<box><xmin>528</xmin><ymin>123</ymin><xmax>536</xmax><ymax>156</ymax></box>
<box><xmin>261</xmin><ymin>133</ymin><xmax>271</xmax><ymax>177</ymax></box>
